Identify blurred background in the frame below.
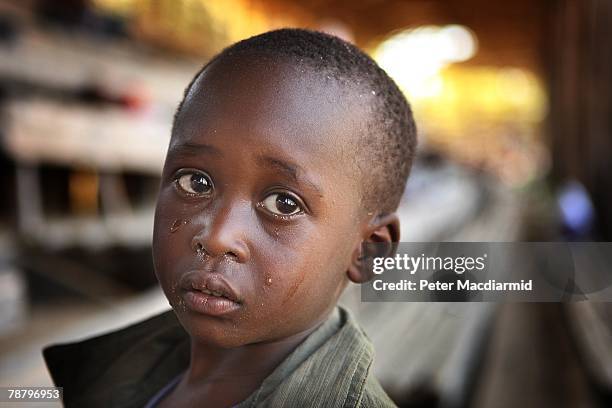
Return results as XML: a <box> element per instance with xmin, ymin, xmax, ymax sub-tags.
<box><xmin>0</xmin><ymin>0</ymin><xmax>610</xmax><ymax>407</ymax></box>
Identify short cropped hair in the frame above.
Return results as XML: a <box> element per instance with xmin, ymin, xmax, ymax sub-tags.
<box><xmin>173</xmin><ymin>28</ymin><xmax>417</xmax><ymax>214</ymax></box>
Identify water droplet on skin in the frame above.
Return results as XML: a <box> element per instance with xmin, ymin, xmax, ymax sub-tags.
<box><xmin>264</xmin><ymin>273</ymin><xmax>273</xmax><ymax>288</ymax></box>
<box><xmin>371</xmin><ymin>90</ymin><xmax>376</xmax><ymax>95</ymax></box>
<box><xmin>170</xmin><ymin>219</ymin><xmax>188</xmax><ymax>233</ymax></box>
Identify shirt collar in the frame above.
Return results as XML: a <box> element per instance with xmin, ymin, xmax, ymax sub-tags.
<box><xmin>44</xmin><ymin>306</ymin><xmax>373</xmax><ymax>408</ymax></box>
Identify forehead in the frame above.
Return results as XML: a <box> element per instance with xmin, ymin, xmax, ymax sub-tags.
<box><xmin>173</xmin><ymin>55</ymin><xmax>369</xmax><ymax>166</ymax></box>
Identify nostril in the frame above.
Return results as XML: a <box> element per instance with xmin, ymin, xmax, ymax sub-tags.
<box><xmin>191</xmin><ymin>231</ymin><xmax>249</xmax><ymax>262</ymax></box>
<box><xmin>224</xmin><ymin>250</ymin><xmax>239</xmax><ymax>260</ymax></box>
<box><xmin>194</xmin><ymin>243</ymin><xmax>212</xmax><ymax>261</ymax></box>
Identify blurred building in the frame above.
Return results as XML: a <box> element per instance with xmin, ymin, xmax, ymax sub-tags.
<box><xmin>0</xmin><ymin>1</ymin><xmax>610</xmax><ymax>407</ymax></box>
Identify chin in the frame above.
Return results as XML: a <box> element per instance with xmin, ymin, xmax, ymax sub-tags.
<box><xmin>178</xmin><ymin>312</ymin><xmax>252</xmax><ymax>349</ymax></box>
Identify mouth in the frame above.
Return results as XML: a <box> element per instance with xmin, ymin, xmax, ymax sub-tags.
<box><xmin>179</xmin><ymin>272</ymin><xmax>242</xmax><ymax>316</ymax></box>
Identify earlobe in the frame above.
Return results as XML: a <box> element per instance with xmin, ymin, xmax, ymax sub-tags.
<box><xmin>347</xmin><ymin>213</ymin><xmax>401</xmax><ymax>284</ymax></box>
<box><xmin>347</xmin><ymin>245</ymin><xmax>368</xmax><ymax>283</ymax></box>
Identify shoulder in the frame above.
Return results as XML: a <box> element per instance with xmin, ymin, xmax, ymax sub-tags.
<box><xmin>43</xmin><ymin>310</ymin><xmax>189</xmax><ymax>408</ymax></box>
<box><xmin>343</xmin><ymin>308</ymin><xmax>397</xmax><ymax>408</ymax></box>
<box><xmin>43</xmin><ymin>310</ymin><xmax>183</xmax><ymax>383</ymax></box>
<box><xmin>357</xmin><ymin>375</ymin><xmax>398</xmax><ymax>408</ymax></box>
<box><xmin>246</xmin><ymin>306</ymin><xmax>397</xmax><ymax>408</ymax></box>
<box><xmin>338</xmin><ymin>307</ymin><xmax>397</xmax><ymax>407</ymax></box>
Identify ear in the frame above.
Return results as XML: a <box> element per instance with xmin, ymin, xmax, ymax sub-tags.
<box><xmin>347</xmin><ymin>213</ymin><xmax>400</xmax><ymax>284</ymax></box>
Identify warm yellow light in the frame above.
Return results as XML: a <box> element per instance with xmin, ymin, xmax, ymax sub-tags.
<box><xmin>373</xmin><ymin>25</ymin><xmax>477</xmax><ymax>99</ymax></box>
<box><xmin>373</xmin><ymin>25</ymin><xmax>547</xmax><ymax>185</ymax></box>
<box><xmin>94</xmin><ymin>0</ymin><xmax>300</xmax><ymax>56</ymax></box>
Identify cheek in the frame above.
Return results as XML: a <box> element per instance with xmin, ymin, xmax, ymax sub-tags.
<box><xmin>152</xmin><ymin>194</ymin><xmax>173</xmax><ymax>271</ymax></box>
<box><xmin>152</xmin><ymin>190</ymin><xmax>192</xmax><ymax>293</ymax></box>
<box><xmin>251</xmin><ymin>225</ymin><xmax>354</xmax><ymax>328</ymax></box>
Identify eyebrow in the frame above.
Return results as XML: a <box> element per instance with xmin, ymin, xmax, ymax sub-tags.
<box><xmin>257</xmin><ymin>155</ymin><xmax>324</xmax><ymax>197</ymax></box>
<box><xmin>167</xmin><ymin>142</ymin><xmax>222</xmax><ymax>157</ymax></box>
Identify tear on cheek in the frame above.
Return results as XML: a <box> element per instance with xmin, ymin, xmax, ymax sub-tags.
<box><xmin>264</xmin><ymin>272</ymin><xmax>273</xmax><ymax>288</ymax></box>
<box><xmin>170</xmin><ymin>219</ymin><xmax>189</xmax><ymax>233</ymax></box>
<box><xmin>281</xmin><ymin>270</ymin><xmax>307</xmax><ymax>305</ymax></box>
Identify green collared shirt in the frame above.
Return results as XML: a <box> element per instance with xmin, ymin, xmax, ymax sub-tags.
<box><xmin>43</xmin><ymin>306</ymin><xmax>397</xmax><ymax>407</ymax></box>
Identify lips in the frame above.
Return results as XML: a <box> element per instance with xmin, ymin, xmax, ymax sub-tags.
<box><xmin>179</xmin><ymin>271</ymin><xmax>242</xmax><ymax>316</ymax></box>
<box><xmin>182</xmin><ymin>272</ymin><xmax>241</xmax><ymax>303</ymax></box>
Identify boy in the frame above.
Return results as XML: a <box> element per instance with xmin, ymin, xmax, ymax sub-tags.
<box><xmin>43</xmin><ymin>28</ymin><xmax>417</xmax><ymax>407</ymax></box>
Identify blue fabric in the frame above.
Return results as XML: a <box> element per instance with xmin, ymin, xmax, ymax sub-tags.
<box><xmin>143</xmin><ymin>371</ymin><xmax>184</xmax><ymax>408</ymax></box>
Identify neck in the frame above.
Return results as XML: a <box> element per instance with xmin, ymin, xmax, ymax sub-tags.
<box><xmin>180</xmin><ymin>313</ymin><xmax>331</xmax><ymax>407</ymax></box>
<box><xmin>187</xmin><ymin>326</ymin><xmax>315</xmax><ymax>382</ymax></box>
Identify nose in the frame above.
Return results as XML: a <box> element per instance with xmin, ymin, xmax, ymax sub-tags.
<box><xmin>190</xmin><ymin>201</ymin><xmax>251</xmax><ymax>263</ymax></box>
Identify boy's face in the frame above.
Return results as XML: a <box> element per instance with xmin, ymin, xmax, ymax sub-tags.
<box><xmin>153</xmin><ymin>55</ymin><xmax>372</xmax><ymax>347</ymax></box>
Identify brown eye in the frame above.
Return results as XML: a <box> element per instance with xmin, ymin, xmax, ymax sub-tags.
<box><xmin>262</xmin><ymin>192</ymin><xmax>302</xmax><ymax>216</ymax></box>
<box><xmin>176</xmin><ymin>171</ymin><xmax>213</xmax><ymax>196</ymax></box>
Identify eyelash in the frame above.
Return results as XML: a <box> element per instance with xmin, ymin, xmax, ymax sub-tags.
<box><xmin>171</xmin><ymin>170</ymin><xmax>308</xmax><ymax>221</ymax></box>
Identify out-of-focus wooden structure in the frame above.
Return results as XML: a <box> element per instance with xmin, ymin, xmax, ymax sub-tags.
<box><xmin>546</xmin><ymin>2</ymin><xmax>612</xmax><ymax>406</ymax></box>
<box><xmin>547</xmin><ymin>0</ymin><xmax>612</xmax><ymax>241</ymax></box>
<box><xmin>1</xmin><ymin>1</ymin><xmax>611</xmax><ymax>407</ymax></box>
<box><xmin>270</xmin><ymin>0</ymin><xmax>549</xmax><ymax>71</ymax></box>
